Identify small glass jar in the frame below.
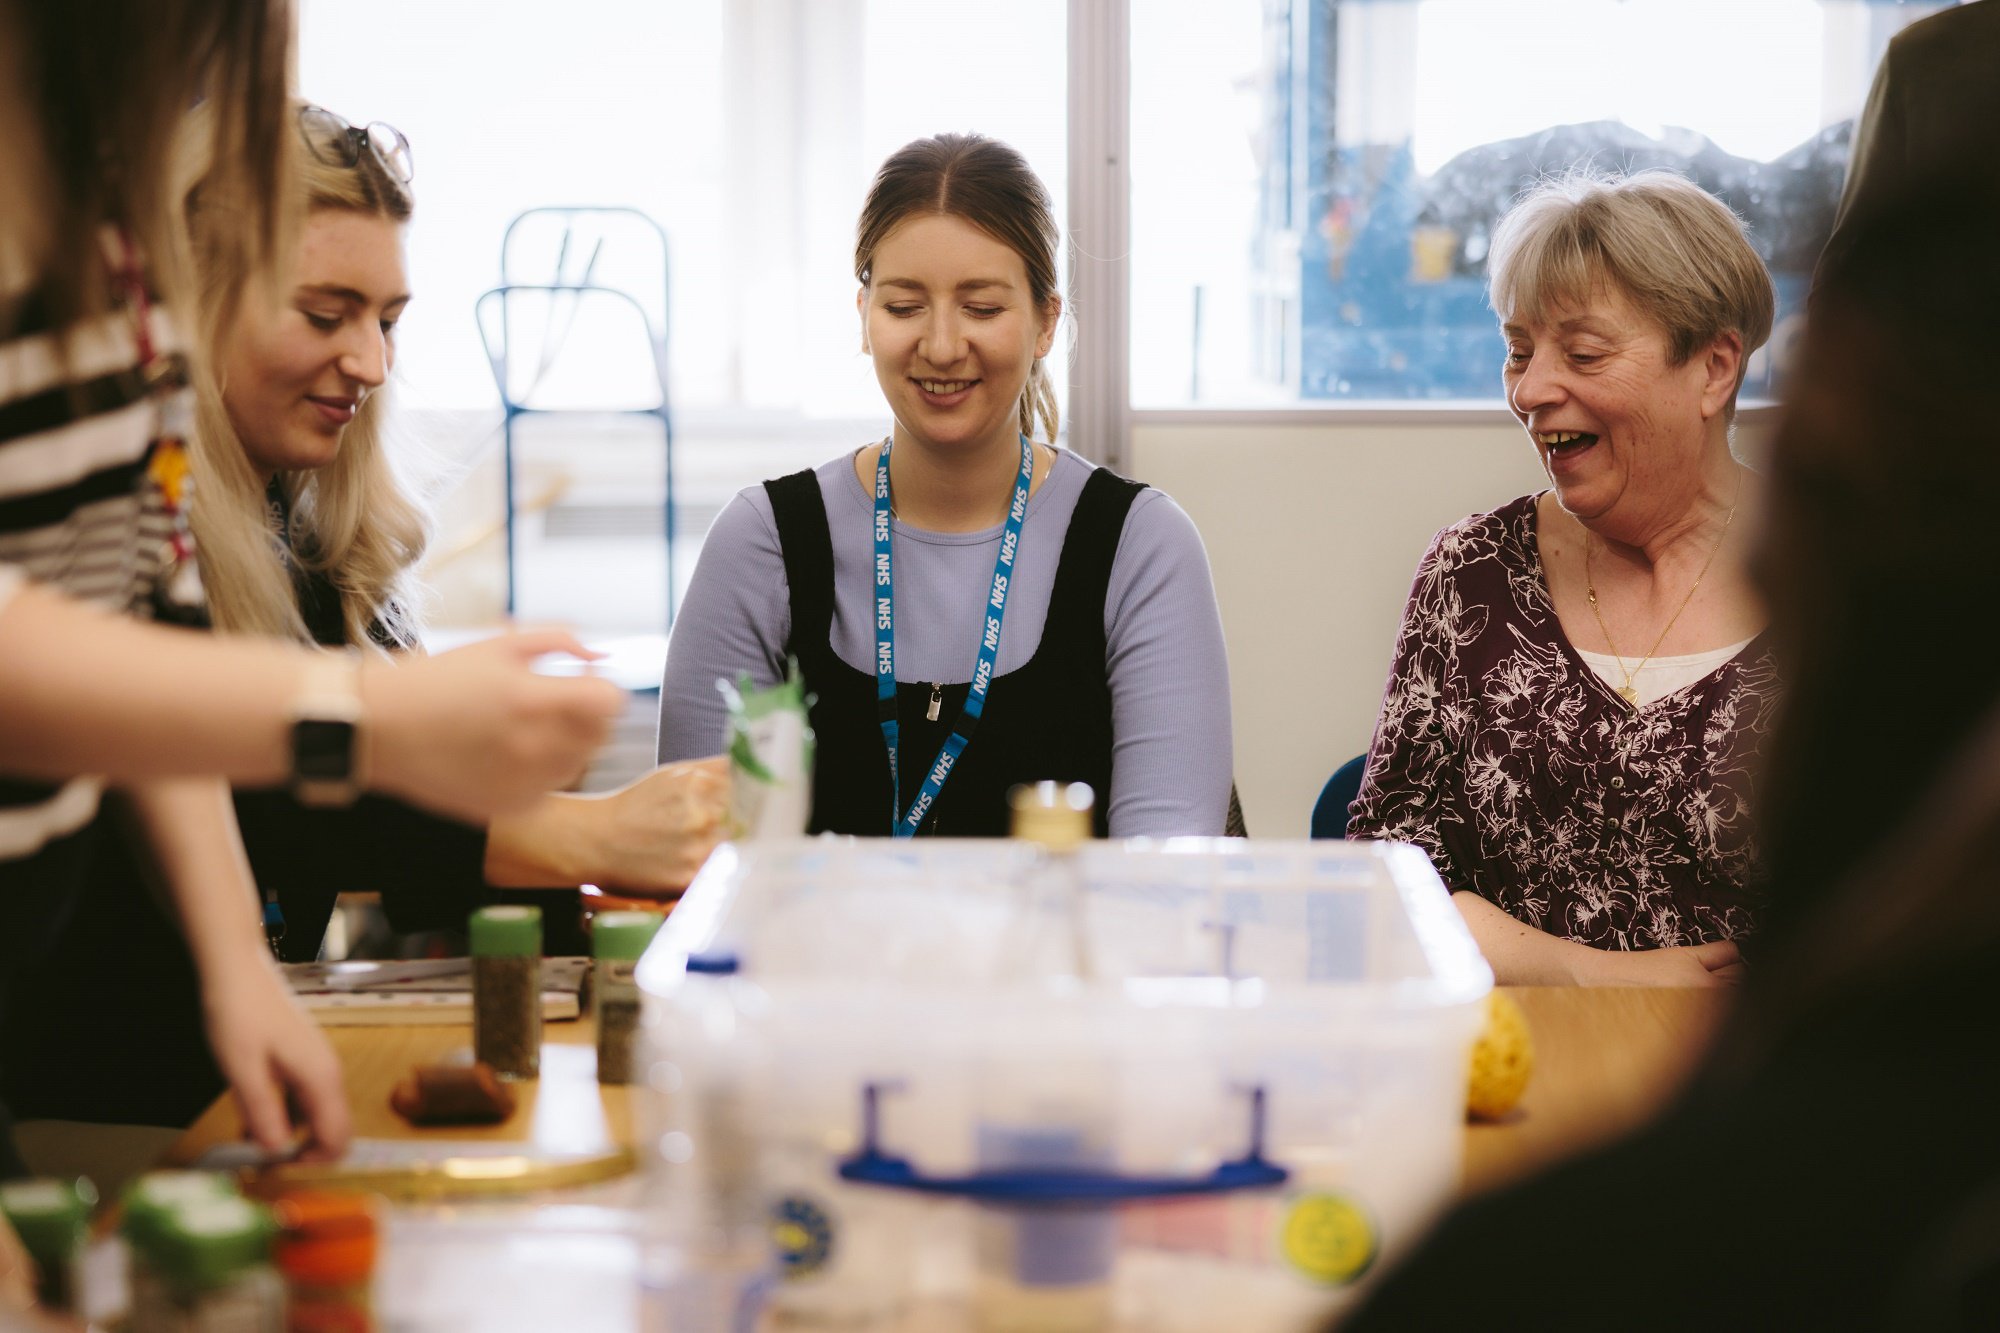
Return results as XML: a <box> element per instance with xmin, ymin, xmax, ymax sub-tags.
<box><xmin>591</xmin><ymin>910</ymin><xmax>663</xmax><ymax>1085</ymax></box>
<box><xmin>471</xmin><ymin>904</ymin><xmax>543</xmax><ymax>1078</ymax></box>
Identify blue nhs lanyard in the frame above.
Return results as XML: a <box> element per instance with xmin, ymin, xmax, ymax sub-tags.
<box><xmin>874</xmin><ymin>432</ymin><xmax>1034</xmax><ymax>836</ymax></box>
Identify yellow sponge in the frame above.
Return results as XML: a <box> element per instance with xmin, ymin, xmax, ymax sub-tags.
<box><xmin>1466</xmin><ymin>990</ymin><xmax>1534</xmax><ymax>1121</ymax></box>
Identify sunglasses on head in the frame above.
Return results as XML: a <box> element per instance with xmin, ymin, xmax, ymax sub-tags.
<box><xmin>297</xmin><ymin>104</ymin><xmax>413</xmax><ymax>184</ymax></box>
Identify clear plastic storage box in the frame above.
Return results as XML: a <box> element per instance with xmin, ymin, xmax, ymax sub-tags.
<box><xmin>634</xmin><ymin>837</ymin><xmax>1491</xmax><ymax>1332</ymax></box>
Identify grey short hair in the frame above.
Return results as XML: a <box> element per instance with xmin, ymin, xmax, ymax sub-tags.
<box><xmin>1488</xmin><ymin>171</ymin><xmax>1774</xmax><ymax>412</ymax></box>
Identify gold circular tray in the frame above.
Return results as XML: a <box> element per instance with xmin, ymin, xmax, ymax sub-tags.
<box><xmin>241</xmin><ymin>1146</ymin><xmax>637</xmax><ymax>1202</ymax></box>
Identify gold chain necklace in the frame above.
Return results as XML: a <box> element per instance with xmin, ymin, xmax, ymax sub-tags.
<box><xmin>1583</xmin><ymin>497</ymin><xmax>1738</xmax><ymax>709</ymax></box>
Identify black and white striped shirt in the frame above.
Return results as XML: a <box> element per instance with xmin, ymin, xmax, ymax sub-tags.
<box><xmin>1</xmin><ymin>264</ymin><xmax>202</xmax><ymax>860</ymax></box>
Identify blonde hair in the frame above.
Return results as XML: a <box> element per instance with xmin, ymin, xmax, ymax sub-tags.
<box><xmin>855</xmin><ymin>133</ymin><xmax>1062</xmax><ymax>444</ymax></box>
<box><xmin>177</xmin><ymin>103</ymin><xmax>429</xmax><ymax>651</ymax></box>
<box><xmin>1487</xmin><ymin>170</ymin><xmax>1775</xmax><ymax>417</ymax></box>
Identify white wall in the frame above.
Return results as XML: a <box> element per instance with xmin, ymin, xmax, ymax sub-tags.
<box><xmin>1125</xmin><ymin>414</ymin><xmax>1770</xmax><ymax>838</ymax></box>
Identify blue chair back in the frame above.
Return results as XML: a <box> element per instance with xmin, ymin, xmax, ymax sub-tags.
<box><xmin>1309</xmin><ymin>754</ymin><xmax>1370</xmax><ymax>839</ymax></box>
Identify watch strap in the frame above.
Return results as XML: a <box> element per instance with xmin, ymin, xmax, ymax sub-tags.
<box><xmin>290</xmin><ymin>650</ymin><xmax>364</xmax><ymax>806</ymax></box>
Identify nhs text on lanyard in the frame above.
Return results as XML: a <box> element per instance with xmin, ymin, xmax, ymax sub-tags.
<box><xmin>875</xmin><ymin>434</ymin><xmax>1034</xmax><ymax>836</ymax></box>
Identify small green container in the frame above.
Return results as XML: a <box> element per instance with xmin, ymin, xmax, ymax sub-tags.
<box><xmin>145</xmin><ymin>1196</ymin><xmax>275</xmax><ymax>1293</ymax></box>
<box><xmin>591</xmin><ymin>911</ymin><xmax>662</xmax><ymax>963</ymax></box>
<box><xmin>0</xmin><ymin>1177</ymin><xmax>97</xmax><ymax>1310</ymax></box>
<box><xmin>120</xmin><ymin>1170</ymin><xmax>239</xmax><ymax>1254</ymax></box>
<box><xmin>470</xmin><ymin>904</ymin><xmax>543</xmax><ymax>957</ymax></box>
<box><xmin>128</xmin><ymin>1195</ymin><xmax>285</xmax><ymax>1330</ymax></box>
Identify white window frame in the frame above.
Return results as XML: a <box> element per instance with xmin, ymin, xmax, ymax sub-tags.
<box><xmin>1066</xmin><ymin>0</ymin><xmax>1132</xmax><ymax>469</ymax></box>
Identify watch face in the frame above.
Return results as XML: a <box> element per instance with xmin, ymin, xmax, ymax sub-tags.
<box><xmin>292</xmin><ymin>718</ymin><xmax>357</xmax><ymax>781</ymax></box>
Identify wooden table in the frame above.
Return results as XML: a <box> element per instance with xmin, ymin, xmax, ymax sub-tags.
<box><xmin>172</xmin><ymin>987</ymin><xmax>1731</xmax><ymax>1194</ymax></box>
<box><xmin>1461</xmin><ymin>987</ymin><xmax>1729</xmax><ymax>1194</ymax></box>
<box><xmin>171</xmin><ymin>1019</ymin><xmax>630</xmax><ymax>1166</ymax></box>
<box><xmin>164</xmin><ymin>989</ymin><xmax>1731</xmax><ymax>1331</ymax></box>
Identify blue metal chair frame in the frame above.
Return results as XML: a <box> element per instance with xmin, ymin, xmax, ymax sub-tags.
<box><xmin>473</xmin><ymin>206</ymin><xmax>677</xmax><ymax>623</ymax></box>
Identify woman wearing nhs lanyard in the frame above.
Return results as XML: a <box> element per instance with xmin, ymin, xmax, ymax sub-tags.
<box><xmin>659</xmin><ymin>134</ymin><xmax>1232</xmax><ymax>837</ymax></box>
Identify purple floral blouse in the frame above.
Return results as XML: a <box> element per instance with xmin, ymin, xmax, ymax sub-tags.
<box><xmin>1346</xmin><ymin>494</ymin><xmax>1777</xmax><ymax>949</ymax></box>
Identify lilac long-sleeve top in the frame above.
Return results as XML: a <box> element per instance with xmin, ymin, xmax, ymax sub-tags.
<box><xmin>658</xmin><ymin>447</ymin><xmax>1234</xmax><ymax>836</ymax></box>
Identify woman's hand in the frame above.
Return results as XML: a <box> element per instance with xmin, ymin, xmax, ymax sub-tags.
<box><xmin>363</xmin><ymin>629</ymin><xmax>627</xmax><ymax>823</ymax></box>
<box><xmin>484</xmin><ymin>756</ymin><xmax>730</xmax><ymax>894</ymax></box>
<box><xmin>574</xmin><ymin>756</ymin><xmax>729</xmax><ymax>893</ymax></box>
<box><xmin>124</xmin><ymin>781</ymin><xmax>351</xmax><ymax>1160</ymax></box>
<box><xmin>1452</xmin><ymin>892</ymin><xmax>1746</xmax><ymax>987</ymax></box>
<box><xmin>1570</xmin><ymin>938</ymin><xmax>1744</xmax><ymax>988</ymax></box>
<box><xmin>201</xmin><ymin>957</ymin><xmax>351</xmax><ymax>1161</ymax></box>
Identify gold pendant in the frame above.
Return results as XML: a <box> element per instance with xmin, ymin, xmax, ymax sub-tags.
<box><xmin>1617</xmin><ymin>684</ymin><xmax>1638</xmax><ymax>706</ymax></box>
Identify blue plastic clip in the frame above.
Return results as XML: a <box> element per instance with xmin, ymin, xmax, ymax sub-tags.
<box><xmin>836</xmin><ymin>1082</ymin><xmax>1289</xmax><ymax>1203</ymax></box>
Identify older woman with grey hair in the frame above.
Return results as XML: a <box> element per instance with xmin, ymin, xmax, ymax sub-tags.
<box><xmin>1347</xmin><ymin>171</ymin><xmax>1780</xmax><ymax>986</ymax></box>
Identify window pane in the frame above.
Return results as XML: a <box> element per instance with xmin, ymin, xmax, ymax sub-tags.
<box><xmin>1130</xmin><ymin>0</ymin><xmax>1954</xmax><ymax>408</ymax></box>
<box><xmin>299</xmin><ymin>0</ymin><xmax>1066</xmax><ymax>420</ymax></box>
<box><xmin>296</xmin><ymin>1</ymin><xmax>1065</xmax><ymax>633</ymax></box>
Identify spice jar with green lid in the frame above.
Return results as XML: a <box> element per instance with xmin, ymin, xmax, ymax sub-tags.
<box><xmin>0</xmin><ymin>1176</ymin><xmax>97</xmax><ymax>1311</ymax></box>
<box><xmin>129</xmin><ymin>1194</ymin><xmax>283</xmax><ymax>1332</ymax></box>
<box><xmin>591</xmin><ymin>910</ymin><xmax>662</xmax><ymax>1085</ymax></box>
<box><xmin>471</xmin><ymin>904</ymin><xmax>543</xmax><ymax>1077</ymax></box>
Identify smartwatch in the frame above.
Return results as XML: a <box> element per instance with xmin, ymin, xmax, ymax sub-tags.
<box><xmin>290</xmin><ymin>651</ymin><xmax>364</xmax><ymax>807</ymax></box>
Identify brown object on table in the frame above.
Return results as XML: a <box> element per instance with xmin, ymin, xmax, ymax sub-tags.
<box><xmin>388</xmin><ymin>1062</ymin><xmax>518</xmax><ymax>1125</ymax></box>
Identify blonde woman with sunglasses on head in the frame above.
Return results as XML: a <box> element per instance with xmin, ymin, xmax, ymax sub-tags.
<box><xmin>1</xmin><ymin>105</ymin><xmax>728</xmax><ymax>1131</ymax></box>
<box><xmin>187</xmin><ymin>103</ymin><xmax>724</xmax><ymax>913</ymax></box>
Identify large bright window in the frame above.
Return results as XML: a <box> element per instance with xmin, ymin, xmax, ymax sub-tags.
<box><xmin>298</xmin><ymin>1</ymin><xmax>1066</xmax><ymax>630</ymax></box>
<box><xmin>290</xmin><ymin>0</ymin><xmax>1953</xmax><ymax>634</ymax></box>
<box><xmin>1129</xmin><ymin>0</ymin><xmax>1953</xmax><ymax>408</ymax></box>
<box><xmin>298</xmin><ymin>1</ymin><xmax>1943</xmax><ymax>424</ymax></box>
<box><xmin>298</xmin><ymin>0</ymin><xmax>1066</xmax><ymax>420</ymax></box>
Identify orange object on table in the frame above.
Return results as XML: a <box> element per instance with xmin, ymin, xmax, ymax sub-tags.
<box><xmin>273</xmin><ymin>1189</ymin><xmax>379</xmax><ymax>1332</ymax></box>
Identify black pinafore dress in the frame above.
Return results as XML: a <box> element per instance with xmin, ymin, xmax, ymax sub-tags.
<box><xmin>762</xmin><ymin>466</ymin><xmax>1145</xmax><ymax>838</ymax></box>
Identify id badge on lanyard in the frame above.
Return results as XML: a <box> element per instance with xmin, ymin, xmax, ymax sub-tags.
<box><xmin>874</xmin><ymin>434</ymin><xmax>1034</xmax><ymax>836</ymax></box>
